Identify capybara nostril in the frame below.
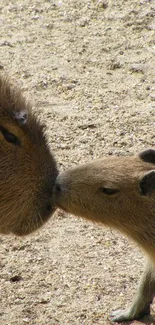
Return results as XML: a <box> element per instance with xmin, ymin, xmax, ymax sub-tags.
<box><xmin>54</xmin><ymin>175</ymin><xmax>65</xmax><ymax>195</ymax></box>
<box><xmin>55</xmin><ymin>183</ymin><xmax>62</xmax><ymax>194</ymax></box>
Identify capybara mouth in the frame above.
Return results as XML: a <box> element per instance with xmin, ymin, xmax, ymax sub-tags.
<box><xmin>53</xmin><ymin>189</ymin><xmax>69</xmax><ymax>213</ymax></box>
<box><xmin>57</xmin><ymin>203</ymin><xmax>68</xmax><ymax>213</ymax></box>
<box><xmin>53</xmin><ymin>192</ymin><xmax>68</xmax><ymax>213</ymax></box>
<box><xmin>42</xmin><ymin>205</ymin><xmax>57</xmax><ymax>222</ymax></box>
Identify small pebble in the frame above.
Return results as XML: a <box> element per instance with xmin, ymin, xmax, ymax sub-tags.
<box><xmin>150</xmin><ymin>94</ymin><xmax>155</xmax><ymax>101</ymax></box>
<box><xmin>10</xmin><ymin>275</ymin><xmax>23</xmax><ymax>282</ymax></box>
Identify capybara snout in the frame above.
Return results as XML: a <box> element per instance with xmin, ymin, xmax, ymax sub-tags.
<box><xmin>54</xmin><ymin>155</ymin><xmax>143</xmax><ymax>227</ymax></box>
<box><xmin>0</xmin><ymin>75</ymin><xmax>58</xmax><ymax>236</ymax></box>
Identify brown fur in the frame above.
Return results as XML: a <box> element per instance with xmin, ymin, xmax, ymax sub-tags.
<box><xmin>54</xmin><ymin>150</ymin><xmax>155</xmax><ymax>322</ymax></box>
<box><xmin>0</xmin><ymin>74</ymin><xmax>58</xmax><ymax>236</ymax></box>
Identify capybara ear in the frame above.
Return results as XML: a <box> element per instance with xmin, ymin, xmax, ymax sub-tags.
<box><xmin>140</xmin><ymin>171</ymin><xmax>155</xmax><ymax>195</ymax></box>
<box><xmin>139</xmin><ymin>149</ymin><xmax>155</xmax><ymax>164</ymax></box>
<box><xmin>14</xmin><ymin>111</ymin><xmax>27</xmax><ymax>124</ymax></box>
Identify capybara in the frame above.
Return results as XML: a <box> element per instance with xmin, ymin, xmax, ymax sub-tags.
<box><xmin>0</xmin><ymin>74</ymin><xmax>58</xmax><ymax>236</ymax></box>
<box><xmin>54</xmin><ymin>149</ymin><xmax>155</xmax><ymax>322</ymax></box>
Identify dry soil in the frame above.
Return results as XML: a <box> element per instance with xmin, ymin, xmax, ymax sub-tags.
<box><xmin>0</xmin><ymin>1</ymin><xmax>155</xmax><ymax>325</ymax></box>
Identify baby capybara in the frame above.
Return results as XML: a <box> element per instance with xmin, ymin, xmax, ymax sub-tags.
<box><xmin>54</xmin><ymin>149</ymin><xmax>155</xmax><ymax>322</ymax></box>
<box><xmin>0</xmin><ymin>74</ymin><xmax>58</xmax><ymax>236</ymax></box>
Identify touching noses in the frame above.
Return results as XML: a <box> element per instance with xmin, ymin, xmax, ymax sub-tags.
<box><xmin>54</xmin><ymin>182</ymin><xmax>62</xmax><ymax>194</ymax></box>
<box><xmin>42</xmin><ymin>171</ymin><xmax>59</xmax><ymax>219</ymax></box>
<box><xmin>53</xmin><ymin>175</ymin><xmax>67</xmax><ymax>198</ymax></box>
<box><xmin>54</xmin><ymin>179</ymin><xmax>63</xmax><ymax>197</ymax></box>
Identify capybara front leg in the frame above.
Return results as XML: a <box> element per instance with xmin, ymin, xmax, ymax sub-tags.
<box><xmin>111</xmin><ymin>261</ymin><xmax>155</xmax><ymax>322</ymax></box>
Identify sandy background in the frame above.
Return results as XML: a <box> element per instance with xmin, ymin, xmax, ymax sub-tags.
<box><xmin>0</xmin><ymin>0</ymin><xmax>155</xmax><ymax>324</ymax></box>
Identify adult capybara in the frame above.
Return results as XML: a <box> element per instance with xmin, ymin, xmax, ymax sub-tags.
<box><xmin>0</xmin><ymin>74</ymin><xmax>58</xmax><ymax>236</ymax></box>
<box><xmin>54</xmin><ymin>149</ymin><xmax>155</xmax><ymax>322</ymax></box>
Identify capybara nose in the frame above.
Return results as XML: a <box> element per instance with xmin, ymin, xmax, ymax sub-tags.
<box><xmin>54</xmin><ymin>182</ymin><xmax>62</xmax><ymax>194</ymax></box>
<box><xmin>53</xmin><ymin>177</ymin><xmax>65</xmax><ymax>197</ymax></box>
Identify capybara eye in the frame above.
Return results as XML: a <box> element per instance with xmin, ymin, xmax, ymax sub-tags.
<box><xmin>99</xmin><ymin>187</ymin><xmax>120</xmax><ymax>195</ymax></box>
<box><xmin>0</xmin><ymin>126</ymin><xmax>20</xmax><ymax>146</ymax></box>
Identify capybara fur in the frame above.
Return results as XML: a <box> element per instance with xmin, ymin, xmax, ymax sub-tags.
<box><xmin>0</xmin><ymin>74</ymin><xmax>58</xmax><ymax>236</ymax></box>
<box><xmin>54</xmin><ymin>149</ymin><xmax>155</xmax><ymax>322</ymax></box>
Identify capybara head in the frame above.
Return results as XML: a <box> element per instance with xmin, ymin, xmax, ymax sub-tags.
<box><xmin>54</xmin><ymin>149</ymin><xmax>155</xmax><ymax>245</ymax></box>
<box><xmin>0</xmin><ymin>74</ymin><xmax>58</xmax><ymax>236</ymax></box>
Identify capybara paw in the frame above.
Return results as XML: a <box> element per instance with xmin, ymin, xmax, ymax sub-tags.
<box><xmin>110</xmin><ymin>307</ymin><xmax>150</xmax><ymax>322</ymax></box>
<box><xmin>110</xmin><ymin>309</ymin><xmax>135</xmax><ymax>322</ymax></box>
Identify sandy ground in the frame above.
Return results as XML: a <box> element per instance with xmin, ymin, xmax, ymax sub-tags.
<box><xmin>0</xmin><ymin>0</ymin><xmax>155</xmax><ymax>324</ymax></box>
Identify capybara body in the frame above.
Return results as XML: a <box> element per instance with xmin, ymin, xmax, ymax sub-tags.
<box><xmin>54</xmin><ymin>149</ymin><xmax>155</xmax><ymax>322</ymax></box>
<box><xmin>0</xmin><ymin>74</ymin><xmax>58</xmax><ymax>236</ymax></box>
